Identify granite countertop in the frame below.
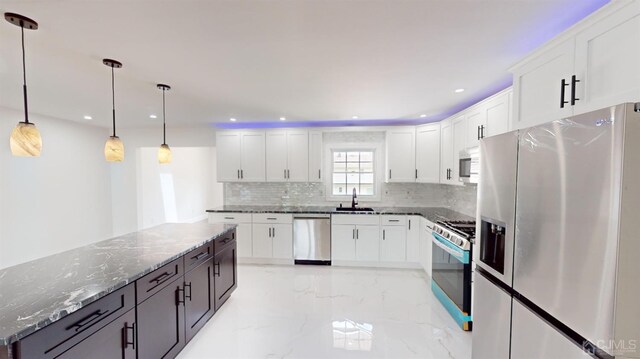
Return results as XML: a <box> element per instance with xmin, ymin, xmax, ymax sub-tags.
<box><xmin>0</xmin><ymin>221</ymin><xmax>237</xmax><ymax>346</ymax></box>
<box><xmin>207</xmin><ymin>205</ymin><xmax>474</xmax><ymax>223</ymax></box>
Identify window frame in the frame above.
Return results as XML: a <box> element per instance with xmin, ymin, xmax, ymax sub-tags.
<box><xmin>325</xmin><ymin>142</ymin><xmax>383</xmax><ymax>202</ymax></box>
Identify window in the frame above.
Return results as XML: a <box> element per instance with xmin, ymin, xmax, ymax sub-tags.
<box><xmin>332</xmin><ymin>150</ymin><xmax>375</xmax><ymax>196</ymax></box>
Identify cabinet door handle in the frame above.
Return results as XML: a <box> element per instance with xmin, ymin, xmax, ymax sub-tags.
<box><xmin>571</xmin><ymin>75</ymin><xmax>580</xmax><ymax>106</ymax></box>
<box><xmin>383</xmin><ymin>229</ymin><xmax>386</xmax><ymax>240</ymax></box>
<box><xmin>269</xmin><ymin>228</ymin><xmax>272</xmax><ymax>237</ymax></box>
<box><xmin>560</xmin><ymin>79</ymin><xmax>569</xmax><ymax>108</ymax></box>
<box><xmin>352</xmin><ymin>229</ymin><xmax>355</xmax><ymax>239</ymax></box>
<box><xmin>415</xmin><ymin>169</ymin><xmax>418</xmax><ymax>179</ymax></box>
<box><xmin>123</xmin><ymin>322</ymin><xmax>136</xmax><ymax>350</ymax></box>
<box><xmin>273</xmin><ymin>227</ymin><xmax>276</xmax><ymax>237</ymax></box>
<box><xmin>318</xmin><ymin>169</ymin><xmax>321</xmax><ymax>179</ymax></box>
<box><xmin>409</xmin><ymin>220</ymin><xmax>411</xmax><ymax>230</ymax></box>
<box><xmin>66</xmin><ymin>309</ymin><xmax>109</xmax><ymax>332</ymax></box>
<box><xmin>214</xmin><ymin>262</ymin><xmax>221</xmax><ymax>277</ymax></box>
<box><xmin>284</xmin><ymin>169</ymin><xmax>287</xmax><ymax>179</ymax></box>
<box><xmin>389</xmin><ymin>169</ymin><xmax>392</xmax><ymax>179</ymax></box>
<box><xmin>241</xmin><ymin>169</ymin><xmax>244</xmax><ymax>179</ymax></box>
<box><xmin>184</xmin><ymin>282</ymin><xmax>192</xmax><ymax>301</ymax></box>
<box><xmin>481</xmin><ymin>125</ymin><xmax>485</xmax><ymax>139</ymax></box>
<box><xmin>356</xmin><ymin>229</ymin><xmax>359</xmax><ymax>239</ymax></box>
<box><xmin>176</xmin><ymin>286</ymin><xmax>186</xmax><ymax>305</ymax></box>
<box><xmin>477</xmin><ymin>125</ymin><xmax>481</xmax><ymax>140</ymax></box>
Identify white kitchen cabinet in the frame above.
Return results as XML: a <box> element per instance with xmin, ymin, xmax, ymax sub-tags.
<box><xmin>332</xmin><ymin>224</ymin><xmax>357</xmax><ymax>261</ymax></box>
<box><xmin>573</xmin><ymin>1</ymin><xmax>640</xmax><ymax>115</ymax></box>
<box><xmin>440</xmin><ymin>118</ymin><xmax>454</xmax><ymax>185</ymax></box>
<box><xmin>252</xmin><ymin>223</ymin><xmax>272</xmax><ymax>258</ymax></box>
<box><xmin>484</xmin><ymin>90</ymin><xmax>511</xmax><ymax>137</ymax></box>
<box><xmin>381</xmin><ymin>225</ymin><xmax>406</xmax><ymax>262</ymax></box>
<box><xmin>415</xmin><ymin>123</ymin><xmax>441</xmax><ymax>183</ymax></box>
<box><xmin>386</xmin><ymin>127</ymin><xmax>417</xmax><ymax>182</ymax></box>
<box><xmin>511</xmin><ymin>39</ymin><xmax>576</xmax><ymax>130</ymax></box>
<box><xmin>419</xmin><ymin>217</ymin><xmax>434</xmax><ymax>277</ymax></box>
<box><xmin>208</xmin><ymin>213</ymin><xmax>253</xmax><ymax>258</ymax></box>
<box><xmin>265</xmin><ymin>130</ymin><xmax>309</xmax><ymax>182</ymax></box>
<box><xmin>216</xmin><ymin>131</ymin><xmax>266</xmax><ymax>182</ymax></box>
<box><xmin>308</xmin><ymin>131</ymin><xmax>323</xmax><ymax>182</ymax></box>
<box><xmin>272</xmin><ymin>223</ymin><xmax>293</xmax><ymax>259</ymax></box>
<box><xmin>466</xmin><ymin>105</ymin><xmax>486</xmax><ymax>149</ymax></box>
<box><xmin>451</xmin><ymin>115</ymin><xmax>467</xmax><ymax>186</ymax></box>
<box><xmin>406</xmin><ymin>216</ymin><xmax>421</xmax><ymax>263</ymax></box>
<box><xmin>356</xmin><ymin>226</ymin><xmax>380</xmax><ymax>261</ymax></box>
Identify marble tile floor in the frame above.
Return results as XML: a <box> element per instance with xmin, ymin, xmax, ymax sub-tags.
<box><xmin>178</xmin><ymin>264</ymin><xmax>472</xmax><ymax>359</ymax></box>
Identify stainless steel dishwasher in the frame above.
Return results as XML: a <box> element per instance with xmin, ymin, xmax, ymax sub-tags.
<box><xmin>293</xmin><ymin>214</ymin><xmax>331</xmax><ymax>265</ymax></box>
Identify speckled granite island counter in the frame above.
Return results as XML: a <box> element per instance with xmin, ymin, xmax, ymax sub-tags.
<box><xmin>0</xmin><ymin>221</ymin><xmax>237</xmax><ymax>358</ymax></box>
<box><xmin>206</xmin><ymin>205</ymin><xmax>474</xmax><ymax>222</ymax></box>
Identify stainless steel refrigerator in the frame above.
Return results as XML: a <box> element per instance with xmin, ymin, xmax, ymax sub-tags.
<box><xmin>473</xmin><ymin>103</ymin><xmax>640</xmax><ymax>359</ymax></box>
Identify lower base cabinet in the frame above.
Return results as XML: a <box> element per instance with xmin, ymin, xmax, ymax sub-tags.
<box><xmin>214</xmin><ymin>240</ymin><xmax>238</xmax><ymax>311</ymax></box>
<box><xmin>58</xmin><ymin>309</ymin><xmax>136</xmax><ymax>359</ymax></box>
<box><xmin>184</xmin><ymin>259</ymin><xmax>215</xmax><ymax>342</ymax></box>
<box><xmin>137</xmin><ymin>276</ymin><xmax>186</xmax><ymax>359</ymax></box>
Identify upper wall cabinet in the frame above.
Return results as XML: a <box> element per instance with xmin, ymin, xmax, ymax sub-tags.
<box><xmin>266</xmin><ymin>129</ymin><xmax>309</xmax><ymax>182</ymax></box>
<box><xmin>440</xmin><ymin>118</ymin><xmax>454</xmax><ymax>185</ymax></box>
<box><xmin>386</xmin><ymin>127</ymin><xmax>417</xmax><ymax>182</ymax></box>
<box><xmin>511</xmin><ymin>0</ymin><xmax>640</xmax><ymax>130</ymax></box>
<box><xmin>216</xmin><ymin>131</ymin><xmax>266</xmax><ymax>182</ymax></box>
<box><xmin>415</xmin><ymin>123</ymin><xmax>441</xmax><ymax>183</ymax></box>
<box><xmin>308</xmin><ymin>131</ymin><xmax>323</xmax><ymax>182</ymax></box>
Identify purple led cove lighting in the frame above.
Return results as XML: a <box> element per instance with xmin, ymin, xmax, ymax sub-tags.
<box><xmin>215</xmin><ymin>118</ymin><xmax>441</xmax><ymax>129</ymax></box>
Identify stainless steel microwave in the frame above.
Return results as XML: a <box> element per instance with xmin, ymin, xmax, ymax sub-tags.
<box><xmin>459</xmin><ymin>147</ymin><xmax>480</xmax><ymax>184</ymax></box>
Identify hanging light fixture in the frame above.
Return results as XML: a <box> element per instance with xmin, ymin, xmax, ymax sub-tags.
<box><xmin>103</xmin><ymin>59</ymin><xmax>124</xmax><ymax>162</ymax></box>
<box><xmin>157</xmin><ymin>84</ymin><xmax>172</xmax><ymax>164</ymax></box>
<box><xmin>5</xmin><ymin>13</ymin><xmax>41</xmax><ymax>157</ymax></box>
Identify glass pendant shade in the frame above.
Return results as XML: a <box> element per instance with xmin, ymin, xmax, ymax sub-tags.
<box><xmin>10</xmin><ymin>122</ymin><xmax>41</xmax><ymax>157</ymax></box>
<box><xmin>158</xmin><ymin>143</ymin><xmax>172</xmax><ymax>164</ymax></box>
<box><xmin>104</xmin><ymin>136</ymin><xmax>124</xmax><ymax>162</ymax></box>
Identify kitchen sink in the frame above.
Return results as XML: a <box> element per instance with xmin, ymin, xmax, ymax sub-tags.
<box><xmin>334</xmin><ymin>207</ymin><xmax>375</xmax><ymax>212</ymax></box>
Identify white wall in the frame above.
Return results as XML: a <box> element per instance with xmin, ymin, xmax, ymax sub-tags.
<box><xmin>0</xmin><ymin>107</ymin><xmax>113</xmax><ymax>269</ymax></box>
<box><xmin>138</xmin><ymin>147</ymin><xmax>222</xmax><ymax>229</ymax></box>
<box><xmin>110</xmin><ymin>125</ymin><xmax>220</xmax><ymax>236</ymax></box>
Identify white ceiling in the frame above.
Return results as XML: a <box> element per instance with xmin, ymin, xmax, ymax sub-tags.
<box><xmin>0</xmin><ymin>0</ymin><xmax>608</xmax><ymax>128</ymax></box>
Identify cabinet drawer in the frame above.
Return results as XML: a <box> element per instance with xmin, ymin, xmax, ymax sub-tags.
<box><xmin>17</xmin><ymin>284</ymin><xmax>135</xmax><ymax>359</ymax></box>
<box><xmin>381</xmin><ymin>215</ymin><xmax>406</xmax><ymax>226</ymax></box>
<box><xmin>331</xmin><ymin>214</ymin><xmax>380</xmax><ymax>226</ymax></box>
<box><xmin>136</xmin><ymin>257</ymin><xmax>184</xmax><ymax>304</ymax></box>
<box><xmin>252</xmin><ymin>213</ymin><xmax>293</xmax><ymax>224</ymax></box>
<box><xmin>214</xmin><ymin>229</ymin><xmax>236</xmax><ymax>255</ymax></box>
<box><xmin>208</xmin><ymin>212</ymin><xmax>252</xmax><ymax>224</ymax></box>
<box><xmin>184</xmin><ymin>241</ymin><xmax>214</xmax><ymax>273</ymax></box>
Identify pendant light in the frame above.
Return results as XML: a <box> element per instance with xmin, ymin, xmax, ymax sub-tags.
<box><xmin>157</xmin><ymin>84</ymin><xmax>172</xmax><ymax>164</ymax></box>
<box><xmin>5</xmin><ymin>13</ymin><xmax>41</xmax><ymax>157</ymax></box>
<box><xmin>103</xmin><ymin>59</ymin><xmax>124</xmax><ymax>162</ymax></box>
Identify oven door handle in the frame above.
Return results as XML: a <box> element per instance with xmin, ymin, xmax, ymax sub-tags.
<box><xmin>432</xmin><ymin>232</ymin><xmax>470</xmax><ymax>264</ymax></box>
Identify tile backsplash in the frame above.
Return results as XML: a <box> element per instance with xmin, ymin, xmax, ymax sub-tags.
<box><xmin>223</xmin><ymin>182</ymin><xmax>477</xmax><ymax>217</ymax></box>
<box><xmin>222</xmin><ymin>130</ymin><xmax>478</xmax><ymax>217</ymax></box>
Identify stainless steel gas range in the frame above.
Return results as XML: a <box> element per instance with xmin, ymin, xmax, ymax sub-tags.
<box><xmin>431</xmin><ymin>220</ymin><xmax>475</xmax><ymax>331</ymax></box>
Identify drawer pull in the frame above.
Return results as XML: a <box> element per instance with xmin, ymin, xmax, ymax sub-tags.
<box><xmin>388</xmin><ymin>219</ymin><xmax>400</xmax><ymax>222</ymax></box>
<box><xmin>266</xmin><ymin>217</ymin><xmax>277</xmax><ymax>220</ymax></box>
<box><xmin>191</xmin><ymin>252</ymin><xmax>208</xmax><ymax>260</ymax></box>
<box><xmin>66</xmin><ymin>309</ymin><xmax>109</xmax><ymax>332</ymax></box>
<box><xmin>123</xmin><ymin>322</ymin><xmax>136</xmax><ymax>349</ymax></box>
<box><xmin>221</xmin><ymin>238</ymin><xmax>233</xmax><ymax>245</ymax></box>
<box><xmin>150</xmin><ymin>271</ymin><xmax>171</xmax><ymax>284</ymax></box>
<box><xmin>224</xmin><ymin>217</ymin><xmax>235</xmax><ymax>220</ymax></box>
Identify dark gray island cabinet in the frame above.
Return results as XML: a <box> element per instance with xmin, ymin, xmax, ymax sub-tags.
<box><xmin>9</xmin><ymin>227</ymin><xmax>237</xmax><ymax>359</ymax></box>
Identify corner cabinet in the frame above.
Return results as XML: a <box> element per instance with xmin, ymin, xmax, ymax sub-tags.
<box><xmin>510</xmin><ymin>0</ymin><xmax>640</xmax><ymax>130</ymax></box>
<box><xmin>266</xmin><ymin>130</ymin><xmax>309</xmax><ymax>182</ymax></box>
<box><xmin>385</xmin><ymin>127</ymin><xmax>416</xmax><ymax>182</ymax></box>
<box><xmin>216</xmin><ymin>131</ymin><xmax>266</xmax><ymax>182</ymax></box>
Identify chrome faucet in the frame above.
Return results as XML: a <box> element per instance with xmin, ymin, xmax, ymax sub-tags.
<box><xmin>351</xmin><ymin>187</ymin><xmax>358</xmax><ymax>208</ymax></box>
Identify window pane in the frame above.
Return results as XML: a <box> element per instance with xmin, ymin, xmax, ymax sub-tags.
<box><xmin>333</xmin><ymin>152</ymin><xmax>346</xmax><ymax>162</ymax></box>
<box><xmin>346</xmin><ymin>162</ymin><xmax>360</xmax><ymax>173</ymax></box>
<box><xmin>333</xmin><ymin>185</ymin><xmax>347</xmax><ymax>195</ymax></box>
<box><xmin>360</xmin><ymin>173</ymin><xmax>374</xmax><ymax>184</ymax></box>
<box><xmin>333</xmin><ymin>162</ymin><xmax>346</xmax><ymax>173</ymax></box>
<box><xmin>333</xmin><ymin>173</ymin><xmax>346</xmax><ymax>184</ymax></box>
<box><xmin>360</xmin><ymin>184</ymin><xmax>374</xmax><ymax>195</ymax></box>
<box><xmin>360</xmin><ymin>152</ymin><xmax>373</xmax><ymax>162</ymax></box>
<box><xmin>360</xmin><ymin>162</ymin><xmax>373</xmax><ymax>173</ymax></box>
<box><xmin>346</xmin><ymin>152</ymin><xmax>360</xmax><ymax>162</ymax></box>
<box><xmin>346</xmin><ymin>173</ymin><xmax>360</xmax><ymax>184</ymax></box>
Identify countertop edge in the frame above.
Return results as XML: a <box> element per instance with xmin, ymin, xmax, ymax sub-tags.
<box><xmin>205</xmin><ymin>207</ymin><xmax>474</xmax><ymax>221</ymax></box>
<box><xmin>0</xmin><ymin>224</ymin><xmax>237</xmax><ymax>346</ymax></box>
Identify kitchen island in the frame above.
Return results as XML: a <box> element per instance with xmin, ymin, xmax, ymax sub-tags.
<box><xmin>0</xmin><ymin>221</ymin><xmax>237</xmax><ymax>359</ymax></box>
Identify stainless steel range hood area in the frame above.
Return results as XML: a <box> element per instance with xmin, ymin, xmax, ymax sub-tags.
<box><xmin>473</xmin><ymin>103</ymin><xmax>640</xmax><ymax>359</ymax></box>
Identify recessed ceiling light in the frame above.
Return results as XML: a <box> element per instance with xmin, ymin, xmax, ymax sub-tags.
<box><xmin>352</xmin><ymin>116</ymin><xmax>359</xmax><ymax>119</ymax></box>
<box><xmin>455</xmin><ymin>88</ymin><xmax>465</xmax><ymax>93</ymax></box>
<box><xmin>83</xmin><ymin>115</ymin><xmax>92</xmax><ymax>120</ymax></box>
<box><xmin>149</xmin><ymin>114</ymin><xmax>157</xmax><ymax>119</ymax></box>
<box><xmin>420</xmin><ymin>114</ymin><xmax>427</xmax><ymax>118</ymax></box>
<box><xmin>230</xmin><ymin>118</ymin><xmax>236</xmax><ymax>122</ymax></box>
<box><xmin>280</xmin><ymin>117</ymin><xmax>286</xmax><ymax>121</ymax></box>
